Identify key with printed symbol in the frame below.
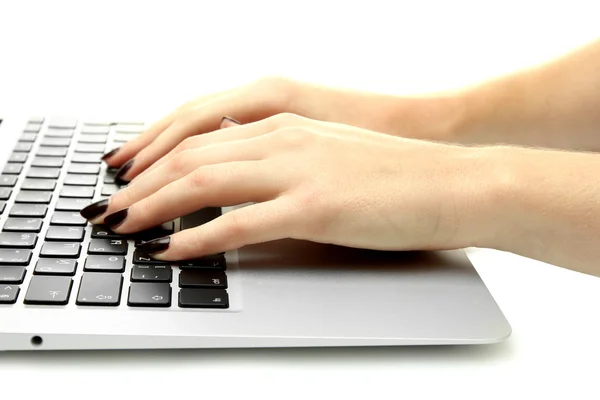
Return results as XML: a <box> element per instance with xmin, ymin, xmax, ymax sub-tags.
<box><xmin>127</xmin><ymin>282</ymin><xmax>171</xmax><ymax>307</ymax></box>
<box><xmin>0</xmin><ymin>188</ymin><xmax>11</xmax><ymax>200</ymax></box>
<box><xmin>59</xmin><ymin>186</ymin><xmax>95</xmax><ymax>198</ymax></box>
<box><xmin>84</xmin><ymin>255</ymin><xmax>126</xmax><ymax>272</ymax></box>
<box><xmin>21</xmin><ymin>178</ymin><xmax>56</xmax><ymax>191</ymax></box>
<box><xmin>45</xmin><ymin>226</ymin><xmax>85</xmax><ymax>242</ymax></box>
<box><xmin>0</xmin><ymin>175</ymin><xmax>18</xmax><ymax>187</ymax></box>
<box><xmin>131</xmin><ymin>265</ymin><xmax>172</xmax><ymax>283</ymax></box>
<box><xmin>88</xmin><ymin>238</ymin><xmax>128</xmax><ymax>255</ymax></box>
<box><xmin>55</xmin><ymin>198</ymin><xmax>91</xmax><ymax>212</ymax></box>
<box><xmin>34</xmin><ymin>259</ymin><xmax>78</xmax><ymax>276</ymax></box>
<box><xmin>71</xmin><ymin>153</ymin><xmax>102</xmax><ymax>164</ymax></box>
<box><xmin>9</xmin><ymin>204</ymin><xmax>48</xmax><ymax>218</ymax></box>
<box><xmin>0</xmin><ymin>285</ymin><xmax>20</xmax><ymax>304</ymax></box>
<box><xmin>0</xmin><ymin>249</ymin><xmax>32</xmax><ymax>265</ymax></box>
<box><xmin>50</xmin><ymin>211</ymin><xmax>87</xmax><ymax>226</ymax></box>
<box><xmin>0</xmin><ymin>267</ymin><xmax>26</xmax><ymax>284</ymax></box>
<box><xmin>32</xmin><ymin>156</ymin><xmax>64</xmax><ymax>168</ymax></box>
<box><xmin>0</xmin><ymin>232</ymin><xmax>38</xmax><ymax>248</ymax></box>
<box><xmin>133</xmin><ymin>250</ymin><xmax>169</xmax><ymax>265</ymax></box>
<box><xmin>76</xmin><ymin>272</ymin><xmax>123</xmax><ymax>306</ymax></box>
<box><xmin>15</xmin><ymin>190</ymin><xmax>52</xmax><ymax>204</ymax></box>
<box><xmin>8</xmin><ymin>152</ymin><xmax>28</xmax><ymax>163</ymax></box>
<box><xmin>26</xmin><ymin>167</ymin><xmax>61</xmax><ymax>179</ymax></box>
<box><xmin>36</xmin><ymin>146</ymin><xmax>68</xmax><ymax>157</ymax></box>
<box><xmin>24</xmin><ymin>276</ymin><xmax>73</xmax><ymax>305</ymax></box>
<box><xmin>91</xmin><ymin>225</ymin><xmax>124</xmax><ymax>239</ymax></box>
<box><xmin>3</xmin><ymin>164</ymin><xmax>23</xmax><ymax>175</ymax></box>
<box><xmin>179</xmin><ymin>254</ymin><xmax>226</xmax><ymax>270</ymax></box>
<box><xmin>40</xmin><ymin>242</ymin><xmax>81</xmax><ymax>258</ymax></box>
<box><xmin>3</xmin><ymin>218</ymin><xmax>43</xmax><ymax>232</ymax></box>
<box><xmin>178</xmin><ymin>289</ymin><xmax>229</xmax><ymax>308</ymax></box>
<box><xmin>179</xmin><ymin>270</ymin><xmax>227</xmax><ymax>288</ymax></box>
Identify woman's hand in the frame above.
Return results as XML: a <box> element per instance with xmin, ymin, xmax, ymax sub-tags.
<box><xmin>102</xmin><ymin>76</ymin><xmax>461</xmax><ymax>183</ymax></box>
<box><xmin>82</xmin><ymin>113</ymin><xmax>499</xmax><ymax>261</ymax></box>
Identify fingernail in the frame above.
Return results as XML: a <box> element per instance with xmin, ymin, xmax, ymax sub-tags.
<box><xmin>136</xmin><ymin>236</ymin><xmax>171</xmax><ymax>254</ymax></box>
<box><xmin>80</xmin><ymin>199</ymin><xmax>109</xmax><ymax>220</ymax></box>
<box><xmin>115</xmin><ymin>159</ymin><xmax>134</xmax><ymax>184</ymax></box>
<box><xmin>221</xmin><ymin>116</ymin><xmax>241</xmax><ymax>125</ymax></box>
<box><xmin>104</xmin><ymin>208</ymin><xmax>128</xmax><ymax>229</ymax></box>
<box><xmin>101</xmin><ymin>147</ymin><xmax>120</xmax><ymax>162</ymax></box>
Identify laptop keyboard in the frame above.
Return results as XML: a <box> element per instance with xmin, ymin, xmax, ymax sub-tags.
<box><xmin>0</xmin><ymin>117</ymin><xmax>230</xmax><ymax>309</ymax></box>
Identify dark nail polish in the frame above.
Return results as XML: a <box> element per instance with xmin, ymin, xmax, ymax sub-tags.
<box><xmin>221</xmin><ymin>116</ymin><xmax>241</xmax><ymax>125</ymax></box>
<box><xmin>136</xmin><ymin>236</ymin><xmax>171</xmax><ymax>254</ymax></box>
<box><xmin>101</xmin><ymin>147</ymin><xmax>121</xmax><ymax>161</ymax></box>
<box><xmin>104</xmin><ymin>208</ymin><xmax>128</xmax><ymax>229</ymax></box>
<box><xmin>80</xmin><ymin>199</ymin><xmax>109</xmax><ymax>220</ymax></box>
<box><xmin>115</xmin><ymin>159</ymin><xmax>134</xmax><ymax>184</ymax></box>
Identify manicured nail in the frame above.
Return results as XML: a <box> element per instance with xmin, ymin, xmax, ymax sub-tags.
<box><xmin>104</xmin><ymin>208</ymin><xmax>128</xmax><ymax>229</ymax></box>
<box><xmin>221</xmin><ymin>116</ymin><xmax>241</xmax><ymax>125</ymax></box>
<box><xmin>80</xmin><ymin>199</ymin><xmax>109</xmax><ymax>220</ymax></box>
<box><xmin>136</xmin><ymin>236</ymin><xmax>171</xmax><ymax>254</ymax></box>
<box><xmin>115</xmin><ymin>159</ymin><xmax>134</xmax><ymax>184</ymax></box>
<box><xmin>101</xmin><ymin>147</ymin><xmax>120</xmax><ymax>162</ymax></box>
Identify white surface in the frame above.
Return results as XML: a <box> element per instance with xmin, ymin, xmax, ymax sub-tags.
<box><xmin>1</xmin><ymin>0</ymin><xmax>599</xmax><ymax>398</ymax></box>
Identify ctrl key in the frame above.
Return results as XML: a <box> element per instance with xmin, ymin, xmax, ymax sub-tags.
<box><xmin>178</xmin><ymin>289</ymin><xmax>229</xmax><ymax>309</ymax></box>
<box><xmin>0</xmin><ymin>285</ymin><xmax>20</xmax><ymax>304</ymax></box>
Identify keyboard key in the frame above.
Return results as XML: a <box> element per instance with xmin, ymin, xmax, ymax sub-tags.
<box><xmin>0</xmin><ymin>202</ymin><xmax>4</xmax><ymax>214</ymax></box>
<box><xmin>0</xmin><ymin>232</ymin><xmax>37</xmax><ymax>248</ymax></box>
<box><xmin>26</xmin><ymin>167</ymin><xmax>61</xmax><ymax>179</ymax></box>
<box><xmin>37</xmin><ymin>146</ymin><xmax>68</xmax><ymax>157</ymax></box>
<box><xmin>45</xmin><ymin>226</ymin><xmax>85</xmax><ymax>242</ymax></box>
<box><xmin>116</xmin><ymin>124</ymin><xmax>144</xmax><ymax>133</ymax></box>
<box><xmin>34</xmin><ymin>259</ymin><xmax>78</xmax><ymax>276</ymax></box>
<box><xmin>0</xmin><ymin>175</ymin><xmax>18</xmax><ymax>187</ymax></box>
<box><xmin>101</xmin><ymin>184</ymin><xmax>119</xmax><ymax>196</ymax></box>
<box><xmin>135</xmin><ymin>221</ymin><xmax>175</xmax><ymax>243</ymax></box>
<box><xmin>71</xmin><ymin>153</ymin><xmax>102</xmax><ymax>164</ymax></box>
<box><xmin>179</xmin><ymin>254</ymin><xmax>226</xmax><ymax>270</ymax></box>
<box><xmin>45</xmin><ymin>128</ymin><xmax>74</xmax><ymax>138</ymax></box>
<box><xmin>178</xmin><ymin>289</ymin><xmax>229</xmax><ymax>308</ymax></box>
<box><xmin>75</xmin><ymin>272</ymin><xmax>123</xmax><ymax>306</ymax></box>
<box><xmin>3</xmin><ymin>218</ymin><xmax>43</xmax><ymax>232</ymax></box>
<box><xmin>48</xmin><ymin>117</ymin><xmax>78</xmax><ymax>129</ymax></box>
<box><xmin>81</xmin><ymin>125</ymin><xmax>110</xmax><ymax>134</ymax></box>
<box><xmin>0</xmin><ymin>188</ymin><xmax>11</xmax><ymax>200</ymax></box>
<box><xmin>0</xmin><ymin>249</ymin><xmax>32</xmax><ymax>265</ymax></box>
<box><xmin>59</xmin><ymin>186</ymin><xmax>94</xmax><ymax>198</ymax></box>
<box><xmin>14</xmin><ymin>142</ymin><xmax>33</xmax><ymax>152</ymax></box>
<box><xmin>75</xmin><ymin>143</ymin><xmax>105</xmax><ymax>153</ymax></box>
<box><xmin>84</xmin><ymin>255</ymin><xmax>125</xmax><ymax>272</ymax></box>
<box><xmin>67</xmin><ymin>164</ymin><xmax>100</xmax><ymax>174</ymax></box>
<box><xmin>41</xmin><ymin>137</ymin><xmax>71</xmax><ymax>147</ymax></box>
<box><xmin>131</xmin><ymin>265</ymin><xmax>172</xmax><ymax>283</ymax></box>
<box><xmin>55</xmin><ymin>198</ymin><xmax>91</xmax><ymax>211</ymax></box>
<box><xmin>91</xmin><ymin>225</ymin><xmax>124</xmax><ymax>239</ymax></box>
<box><xmin>0</xmin><ymin>267</ymin><xmax>26</xmax><ymax>284</ymax></box>
<box><xmin>24</xmin><ymin>122</ymin><xmax>42</xmax><ymax>133</ymax></box>
<box><xmin>88</xmin><ymin>238</ymin><xmax>128</xmax><ymax>255</ymax></box>
<box><xmin>0</xmin><ymin>285</ymin><xmax>19</xmax><ymax>304</ymax></box>
<box><xmin>133</xmin><ymin>250</ymin><xmax>169</xmax><ymax>265</ymax></box>
<box><xmin>29</xmin><ymin>116</ymin><xmax>45</xmax><ymax>123</ymax></box>
<box><xmin>180</xmin><ymin>207</ymin><xmax>222</xmax><ymax>231</ymax></box>
<box><xmin>103</xmin><ymin>174</ymin><xmax>116</xmax><ymax>184</ymax></box>
<box><xmin>3</xmin><ymin>163</ymin><xmax>23</xmax><ymax>174</ymax></box>
<box><xmin>19</xmin><ymin>133</ymin><xmax>37</xmax><ymax>142</ymax></box>
<box><xmin>127</xmin><ymin>282</ymin><xmax>171</xmax><ymax>307</ymax></box>
<box><xmin>9</xmin><ymin>204</ymin><xmax>48</xmax><ymax>218</ymax></box>
<box><xmin>64</xmin><ymin>174</ymin><xmax>97</xmax><ymax>186</ymax></box>
<box><xmin>78</xmin><ymin>135</ymin><xmax>107</xmax><ymax>144</ymax></box>
<box><xmin>179</xmin><ymin>270</ymin><xmax>227</xmax><ymax>288</ymax></box>
<box><xmin>40</xmin><ymin>242</ymin><xmax>81</xmax><ymax>258</ymax></box>
<box><xmin>23</xmin><ymin>275</ymin><xmax>73</xmax><ymax>305</ymax></box>
<box><xmin>15</xmin><ymin>190</ymin><xmax>52</xmax><ymax>204</ymax></box>
<box><xmin>21</xmin><ymin>178</ymin><xmax>56</xmax><ymax>191</ymax></box>
<box><xmin>113</xmin><ymin>134</ymin><xmax>134</xmax><ymax>143</ymax></box>
<box><xmin>8</xmin><ymin>152</ymin><xmax>28</xmax><ymax>163</ymax></box>
<box><xmin>32</xmin><ymin>156</ymin><xmax>64</xmax><ymax>168</ymax></box>
<box><xmin>50</xmin><ymin>211</ymin><xmax>87</xmax><ymax>226</ymax></box>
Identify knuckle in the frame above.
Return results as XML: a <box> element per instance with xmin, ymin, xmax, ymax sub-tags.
<box><xmin>168</xmin><ymin>152</ymin><xmax>190</xmax><ymax>174</ymax></box>
<box><xmin>274</xmin><ymin>127</ymin><xmax>314</xmax><ymax>149</ymax></box>
<box><xmin>271</xmin><ymin>112</ymin><xmax>302</xmax><ymax>127</ymax></box>
<box><xmin>188</xmin><ymin>165</ymin><xmax>216</xmax><ymax>188</ymax></box>
<box><xmin>222</xmin><ymin>211</ymin><xmax>250</xmax><ymax>240</ymax></box>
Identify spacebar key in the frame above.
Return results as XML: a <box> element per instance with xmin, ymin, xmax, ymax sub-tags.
<box><xmin>180</xmin><ymin>207</ymin><xmax>221</xmax><ymax>231</ymax></box>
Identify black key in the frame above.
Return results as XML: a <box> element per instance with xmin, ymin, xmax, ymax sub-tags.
<box><xmin>67</xmin><ymin>164</ymin><xmax>100</xmax><ymax>174</ymax></box>
<box><xmin>50</xmin><ymin>211</ymin><xmax>87</xmax><ymax>226</ymax></box>
<box><xmin>179</xmin><ymin>270</ymin><xmax>227</xmax><ymax>288</ymax></box>
<box><xmin>178</xmin><ymin>289</ymin><xmax>229</xmax><ymax>309</ymax></box>
<box><xmin>34</xmin><ymin>259</ymin><xmax>78</xmax><ymax>276</ymax></box>
<box><xmin>32</xmin><ymin>156</ymin><xmax>64</xmax><ymax>168</ymax></box>
<box><xmin>23</xmin><ymin>276</ymin><xmax>72</xmax><ymax>305</ymax></box>
<box><xmin>0</xmin><ymin>188</ymin><xmax>12</xmax><ymax>200</ymax></box>
<box><xmin>55</xmin><ymin>198</ymin><xmax>91</xmax><ymax>211</ymax></box>
<box><xmin>19</xmin><ymin>133</ymin><xmax>37</xmax><ymax>142</ymax></box>
<box><xmin>64</xmin><ymin>174</ymin><xmax>97</xmax><ymax>186</ymax></box>
<box><xmin>45</xmin><ymin>128</ymin><xmax>74</xmax><ymax>138</ymax></box>
<box><xmin>71</xmin><ymin>153</ymin><xmax>102</xmax><ymax>164</ymax></box>
<box><xmin>134</xmin><ymin>221</ymin><xmax>175</xmax><ymax>244</ymax></box>
<box><xmin>0</xmin><ymin>175</ymin><xmax>18</xmax><ymax>187</ymax></box>
<box><xmin>133</xmin><ymin>250</ymin><xmax>169</xmax><ymax>265</ymax></box>
<box><xmin>0</xmin><ymin>267</ymin><xmax>26</xmax><ymax>284</ymax></box>
<box><xmin>78</xmin><ymin>135</ymin><xmax>107</xmax><ymax>144</ymax></box>
<box><xmin>9</xmin><ymin>204</ymin><xmax>48</xmax><ymax>218</ymax></box>
<box><xmin>76</xmin><ymin>272</ymin><xmax>123</xmax><ymax>306</ymax></box>
<box><xmin>14</xmin><ymin>142</ymin><xmax>33</xmax><ymax>152</ymax></box>
<box><xmin>0</xmin><ymin>232</ymin><xmax>37</xmax><ymax>248</ymax></box>
<box><xmin>24</xmin><ymin>122</ymin><xmax>42</xmax><ymax>133</ymax></box>
<box><xmin>40</xmin><ymin>242</ymin><xmax>81</xmax><ymax>258</ymax></box>
<box><xmin>127</xmin><ymin>283</ymin><xmax>171</xmax><ymax>307</ymax></box>
<box><xmin>37</xmin><ymin>147</ymin><xmax>68</xmax><ymax>157</ymax></box>
<box><xmin>26</xmin><ymin>167</ymin><xmax>61</xmax><ymax>179</ymax></box>
<box><xmin>180</xmin><ymin>208</ymin><xmax>222</xmax><ymax>231</ymax></box>
<box><xmin>15</xmin><ymin>190</ymin><xmax>52</xmax><ymax>204</ymax></box>
<box><xmin>88</xmin><ymin>238</ymin><xmax>128</xmax><ymax>255</ymax></box>
<box><xmin>0</xmin><ymin>249</ymin><xmax>32</xmax><ymax>265</ymax></box>
<box><xmin>101</xmin><ymin>184</ymin><xmax>119</xmax><ymax>196</ymax></box>
<box><xmin>48</xmin><ymin>117</ymin><xmax>78</xmax><ymax>129</ymax></box>
<box><xmin>21</xmin><ymin>178</ymin><xmax>56</xmax><ymax>191</ymax></box>
<box><xmin>3</xmin><ymin>163</ymin><xmax>23</xmax><ymax>175</ymax></box>
<box><xmin>59</xmin><ymin>186</ymin><xmax>94</xmax><ymax>198</ymax></box>
<box><xmin>3</xmin><ymin>218</ymin><xmax>43</xmax><ymax>232</ymax></box>
<box><xmin>41</xmin><ymin>137</ymin><xmax>71</xmax><ymax>147</ymax></box>
<box><xmin>0</xmin><ymin>201</ymin><xmax>5</xmax><ymax>214</ymax></box>
<box><xmin>81</xmin><ymin>126</ymin><xmax>110</xmax><ymax>134</ymax></box>
<box><xmin>75</xmin><ymin>143</ymin><xmax>105</xmax><ymax>153</ymax></box>
<box><xmin>0</xmin><ymin>285</ymin><xmax>19</xmax><ymax>304</ymax></box>
<box><xmin>131</xmin><ymin>265</ymin><xmax>172</xmax><ymax>283</ymax></box>
<box><xmin>179</xmin><ymin>254</ymin><xmax>226</xmax><ymax>270</ymax></box>
<box><xmin>84</xmin><ymin>255</ymin><xmax>125</xmax><ymax>272</ymax></box>
<box><xmin>8</xmin><ymin>152</ymin><xmax>28</xmax><ymax>163</ymax></box>
<box><xmin>91</xmin><ymin>225</ymin><xmax>124</xmax><ymax>239</ymax></box>
<box><xmin>45</xmin><ymin>226</ymin><xmax>85</xmax><ymax>242</ymax></box>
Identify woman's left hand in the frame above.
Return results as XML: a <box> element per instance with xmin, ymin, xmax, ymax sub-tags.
<box><xmin>82</xmin><ymin>113</ymin><xmax>497</xmax><ymax>261</ymax></box>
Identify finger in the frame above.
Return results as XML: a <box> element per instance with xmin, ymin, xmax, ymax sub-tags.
<box><xmin>220</xmin><ymin>116</ymin><xmax>242</xmax><ymax>129</ymax></box>
<box><xmin>137</xmin><ymin>198</ymin><xmax>298</xmax><ymax>261</ymax></box>
<box><xmin>104</xmin><ymin>161</ymin><xmax>284</xmax><ymax>234</ymax></box>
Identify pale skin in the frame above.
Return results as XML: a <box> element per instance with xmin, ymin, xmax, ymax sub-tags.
<box><xmin>81</xmin><ymin>37</ymin><xmax>600</xmax><ymax>278</ymax></box>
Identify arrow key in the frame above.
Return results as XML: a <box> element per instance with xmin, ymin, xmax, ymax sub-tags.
<box><xmin>0</xmin><ymin>285</ymin><xmax>20</xmax><ymax>304</ymax></box>
<box><xmin>76</xmin><ymin>272</ymin><xmax>123</xmax><ymax>306</ymax></box>
<box><xmin>23</xmin><ymin>276</ymin><xmax>72</xmax><ymax>305</ymax></box>
<box><xmin>127</xmin><ymin>282</ymin><xmax>171</xmax><ymax>307</ymax></box>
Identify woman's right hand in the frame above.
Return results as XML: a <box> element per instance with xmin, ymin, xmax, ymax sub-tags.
<box><xmin>103</xmin><ymin>76</ymin><xmax>460</xmax><ymax>182</ymax></box>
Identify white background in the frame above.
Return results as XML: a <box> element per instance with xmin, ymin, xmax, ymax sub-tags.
<box><xmin>1</xmin><ymin>0</ymin><xmax>600</xmax><ymax>398</ymax></box>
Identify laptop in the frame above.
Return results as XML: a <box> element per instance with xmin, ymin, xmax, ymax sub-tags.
<box><xmin>0</xmin><ymin>115</ymin><xmax>511</xmax><ymax>351</ymax></box>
